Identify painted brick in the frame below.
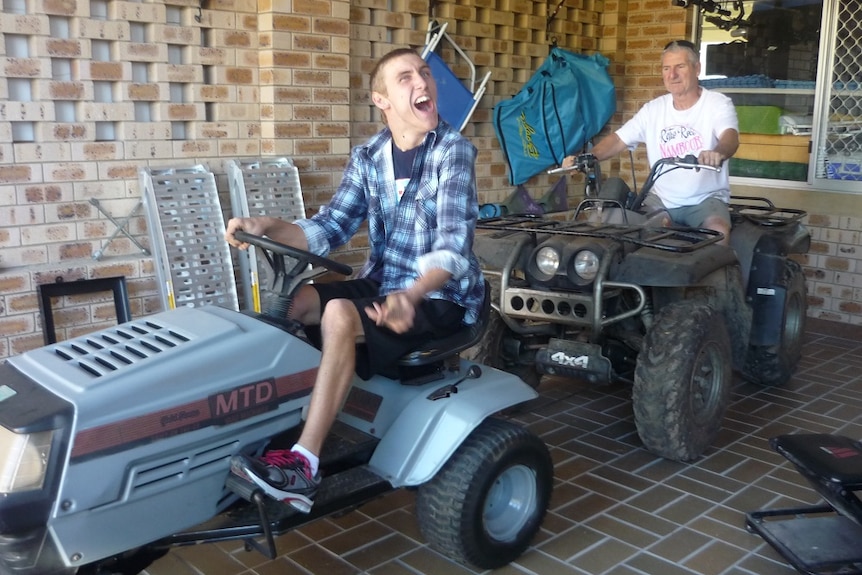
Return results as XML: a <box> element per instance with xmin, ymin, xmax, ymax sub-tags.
<box><xmin>271</xmin><ymin>14</ymin><xmax>312</xmax><ymax>32</ymax></box>
<box><xmin>14</xmin><ymin>142</ymin><xmax>72</xmax><ymax>162</ymax></box>
<box><xmin>295</xmin><ymin>35</ymin><xmax>331</xmax><ymax>52</ymax></box>
<box><xmin>44</xmin><ymin>161</ymin><xmax>100</xmax><ymax>183</ymax></box>
<box><xmin>125</xmin><ymin>140</ymin><xmax>174</xmax><ymax>160</ymax></box>
<box><xmin>42</xmin><ymin>81</ymin><xmax>88</xmax><ymax>100</ymax></box>
<box><xmin>0</xmin><ymin>102</ymin><xmax>52</xmax><ymax>121</ymax></box>
<box><xmin>0</xmin><ymin>14</ymin><xmax>46</xmax><ymax>36</ymax></box>
<box><xmin>0</xmin><ymin>246</ymin><xmax>48</xmax><ymax>267</ymax></box>
<box><xmin>294</xmin><ymin>0</ymin><xmax>332</xmax><ymax>17</ymax></box>
<box><xmin>0</xmin><ymin>273</ymin><xmax>30</xmax><ymax>296</ymax></box>
<box><xmin>274</xmin><ymin>123</ymin><xmax>313</xmax><ymax>138</ymax></box>
<box><xmin>117</xmin><ymin>43</ymin><xmax>167</xmax><ymax>63</ymax></box>
<box><xmin>163</xmin><ymin>64</ymin><xmax>201</xmax><ymax>83</ymax></box>
<box><xmin>0</xmin><ymin>165</ymin><xmax>34</xmax><ymax>184</ymax></box>
<box><xmin>127</xmin><ymin>83</ymin><xmax>161</xmax><ymax>100</ymax></box>
<box><xmin>158</xmin><ymin>25</ymin><xmax>199</xmax><ymax>46</ymax></box>
<box><xmin>1</xmin><ymin>317</ymin><xmax>36</xmax><ymax>338</ymax></box>
<box><xmin>313</xmin><ymin>18</ymin><xmax>350</xmax><ymax>37</ymax></box>
<box><xmin>313</xmin><ymin>53</ymin><xmax>349</xmax><ymax>70</ymax></box>
<box><xmin>371</xmin><ymin>11</ymin><xmax>409</xmax><ymax>28</ymax></box>
<box><xmin>313</xmin><ymin>88</ymin><xmax>349</xmax><ymax>104</ymax></box>
<box><xmin>225</xmin><ymin>67</ymin><xmax>255</xmax><ymax>83</ymax></box>
<box><xmin>165</xmin><ymin>103</ymin><xmax>201</xmax><ymax>121</ymax></box>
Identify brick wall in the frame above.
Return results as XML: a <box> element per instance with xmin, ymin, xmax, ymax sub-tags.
<box><xmin>0</xmin><ymin>0</ymin><xmax>859</xmax><ymax>361</ymax></box>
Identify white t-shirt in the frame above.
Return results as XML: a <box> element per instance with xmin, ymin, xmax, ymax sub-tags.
<box><xmin>615</xmin><ymin>88</ymin><xmax>738</xmax><ymax>208</ymax></box>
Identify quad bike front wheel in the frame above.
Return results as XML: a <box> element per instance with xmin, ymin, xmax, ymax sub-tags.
<box><xmin>744</xmin><ymin>259</ymin><xmax>807</xmax><ymax>386</ymax></box>
<box><xmin>633</xmin><ymin>300</ymin><xmax>733</xmax><ymax>462</ymax></box>
<box><xmin>416</xmin><ymin>418</ymin><xmax>552</xmax><ymax>570</ymax></box>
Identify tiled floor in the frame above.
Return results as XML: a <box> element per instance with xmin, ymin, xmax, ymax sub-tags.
<box><xmin>144</xmin><ymin>318</ymin><xmax>862</xmax><ymax>575</ymax></box>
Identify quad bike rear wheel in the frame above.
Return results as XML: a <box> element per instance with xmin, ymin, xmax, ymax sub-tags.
<box><xmin>416</xmin><ymin>418</ymin><xmax>552</xmax><ymax>570</ymax></box>
<box><xmin>633</xmin><ymin>300</ymin><xmax>732</xmax><ymax>462</ymax></box>
<box><xmin>744</xmin><ymin>260</ymin><xmax>807</xmax><ymax>386</ymax></box>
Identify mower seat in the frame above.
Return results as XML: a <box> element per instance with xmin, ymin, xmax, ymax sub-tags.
<box><xmin>398</xmin><ymin>280</ymin><xmax>491</xmax><ymax>369</ymax></box>
<box><xmin>746</xmin><ymin>433</ymin><xmax>862</xmax><ymax>575</ymax></box>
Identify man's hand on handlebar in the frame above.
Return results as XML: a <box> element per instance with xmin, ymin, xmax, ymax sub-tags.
<box><xmin>673</xmin><ymin>155</ymin><xmax>721</xmax><ymax>172</ymax></box>
<box><xmin>548</xmin><ymin>153</ymin><xmax>596</xmax><ymax>175</ymax></box>
<box><xmin>697</xmin><ymin>149</ymin><xmax>726</xmax><ymax>169</ymax></box>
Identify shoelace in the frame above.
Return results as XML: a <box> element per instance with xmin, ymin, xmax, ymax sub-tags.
<box><xmin>260</xmin><ymin>449</ymin><xmax>310</xmax><ymax>475</ymax></box>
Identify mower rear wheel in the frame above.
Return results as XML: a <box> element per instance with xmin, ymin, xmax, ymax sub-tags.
<box><xmin>416</xmin><ymin>418</ymin><xmax>552</xmax><ymax>570</ymax></box>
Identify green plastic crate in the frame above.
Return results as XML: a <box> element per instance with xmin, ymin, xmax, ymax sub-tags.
<box><xmin>729</xmin><ymin>158</ymin><xmax>808</xmax><ymax>181</ymax></box>
<box><xmin>735</xmin><ymin>105</ymin><xmax>783</xmax><ymax>134</ymax></box>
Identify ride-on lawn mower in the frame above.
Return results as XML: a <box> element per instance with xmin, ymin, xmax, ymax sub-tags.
<box><xmin>0</xmin><ymin>232</ymin><xmax>553</xmax><ymax>575</ymax></box>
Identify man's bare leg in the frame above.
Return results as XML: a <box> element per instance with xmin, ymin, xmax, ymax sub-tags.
<box><xmin>288</xmin><ymin>284</ymin><xmax>322</xmax><ymax>324</ymax></box>
<box><xmin>703</xmin><ymin>215</ymin><xmax>731</xmax><ymax>246</ymax></box>
<box><xmin>295</xmin><ymin>298</ymin><xmax>365</xmax><ymax>456</ymax></box>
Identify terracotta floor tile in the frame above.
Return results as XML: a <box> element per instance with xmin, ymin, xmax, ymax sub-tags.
<box><xmin>143</xmin><ymin>324</ymin><xmax>862</xmax><ymax>575</ymax></box>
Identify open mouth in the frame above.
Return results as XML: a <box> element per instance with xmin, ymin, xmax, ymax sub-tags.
<box><xmin>414</xmin><ymin>95</ymin><xmax>433</xmax><ymax>113</ymax></box>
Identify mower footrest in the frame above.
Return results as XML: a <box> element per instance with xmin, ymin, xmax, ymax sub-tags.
<box><xmin>746</xmin><ymin>506</ymin><xmax>862</xmax><ymax>575</ymax></box>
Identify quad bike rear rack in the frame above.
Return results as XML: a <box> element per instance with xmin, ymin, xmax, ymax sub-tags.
<box><xmin>730</xmin><ymin>196</ymin><xmax>808</xmax><ymax>227</ymax></box>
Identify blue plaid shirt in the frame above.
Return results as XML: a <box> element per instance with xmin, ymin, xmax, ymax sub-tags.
<box><xmin>295</xmin><ymin>120</ymin><xmax>485</xmax><ymax>324</ymax></box>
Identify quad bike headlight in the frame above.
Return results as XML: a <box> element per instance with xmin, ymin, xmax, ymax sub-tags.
<box><xmin>0</xmin><ymin>427</ymin><xmax>52</xmax><ymax>493</ymax></box>
<box><xmin>535</xmin><ymin>247</ymin><xmax>561</xmax><ymax>276</ymax></box>
<box><xmin>573</xmin><ymin>250</ymin><xmax>601</xmax><ymax>281</ymax></box>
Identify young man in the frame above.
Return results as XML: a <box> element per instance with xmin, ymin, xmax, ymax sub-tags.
<box><xmin>565</xmin><ymin>40</ymin><xmax>739</xmax><ymax>244</ymax></box>
<box><xmin>224</xmin><ymin>48</ymin><xmax>484</xmax><ymax>512</ymax></box>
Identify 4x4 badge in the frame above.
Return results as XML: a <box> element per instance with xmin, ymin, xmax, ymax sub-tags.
<box><xmin>550</xmin><ymin>351</ymin><xmax>589</xmax><ymax>368</ymax></box>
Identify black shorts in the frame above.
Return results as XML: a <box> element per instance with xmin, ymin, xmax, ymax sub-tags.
<box><xmin>309</xmin><ymin>279</ymin><xmax>466</xmax><ymax>380</ymax></box>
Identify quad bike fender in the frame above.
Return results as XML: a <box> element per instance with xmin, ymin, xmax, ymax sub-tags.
<box><xmin>615</xmin><ymin>243</ymin><xmax>738</xmax><ymax>287</ymax></box>
<box><xmin>730</xmin><ymin>219</ymin><xmax>811</xmax><ymax>291</ymax></box>
<box><xmin>731</xmin><ymin>221</ymin><xmax>810</xmax><ymax>347</ymax></box>
<box><xmin>367</xmin><ymin>367</ymin><xmax>537</xmax><ymax>488</ymax></box>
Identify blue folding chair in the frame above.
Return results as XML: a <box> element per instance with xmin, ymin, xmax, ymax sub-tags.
<box><xmin>420</xmin><ymin>21</ymin><xmax>491</xmax><ymax>132</ymax></box>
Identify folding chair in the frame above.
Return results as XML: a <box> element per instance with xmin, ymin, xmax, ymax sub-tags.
<box><xmin>226</xmin><ymin>157</ymin><xmax>306</xmax><ymax>312</ymax></box>
<box><xmin>747</xmin><ymin>433</ymin><xmax>862</xmax><ymax>575</ymax></box>
<box><xmin>420</xmin><ymin>21</ymin><xmax>491</xmax><ymax>132</ymax></box>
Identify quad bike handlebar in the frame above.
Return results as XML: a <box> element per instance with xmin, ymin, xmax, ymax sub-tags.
<box><xmin>547</xmin><ymin>153</ymin><xmax>720</xmax><ymax>176</ymax></box>
<box><xmin>630</xmin><ymin>155</ymin><xmax>721</xmax><ymax>211</ymax></box>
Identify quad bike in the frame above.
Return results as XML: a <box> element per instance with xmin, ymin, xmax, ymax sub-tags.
<box><xmin>466</xmin><ymin>154</ymin><xmax>810</xmax><ymax>462</ymax></box>
<box><xmin>0</xmin><ymin>232</ymin><xmax>553</xmax><ymax>575</ymax></box>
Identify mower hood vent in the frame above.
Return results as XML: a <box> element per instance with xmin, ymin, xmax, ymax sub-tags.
<box><xmin>52</xmin><ymin>319</ymin><xmax>192</xmax><ymax>378</ymax></box>
<box><xmin>130</xmin><ymin>439</ymin><xmax>238</xmax><ymax>496</ymax></box>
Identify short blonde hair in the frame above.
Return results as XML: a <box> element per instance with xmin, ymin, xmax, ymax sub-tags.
<box><xmin>370</xmin><ymin>47</ymin><xmax>420</xmax><ymax>96</ymax></box>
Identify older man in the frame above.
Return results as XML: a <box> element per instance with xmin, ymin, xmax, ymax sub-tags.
<box><xmin>566</xmin><ymin>40</ymin><xmax>739</xmax><ymax>244</ymax></box>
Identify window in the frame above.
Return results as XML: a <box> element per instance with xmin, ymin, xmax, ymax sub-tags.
<box><xmin>697</xmin><ymin>0</ymin><xmax>861</xmax><ymax>192</ymax></box>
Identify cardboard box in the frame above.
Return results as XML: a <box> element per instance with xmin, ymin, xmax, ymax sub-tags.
<box><xmin>736</xmin><ymin>133</ymin><xmax>810</xmax><ymax>164</ymax></box>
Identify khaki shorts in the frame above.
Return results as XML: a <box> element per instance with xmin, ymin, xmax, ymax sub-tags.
<box><xmin>641</xmin><ymin>194</ymin><xmax>730</xmax><ymax>228</ymax></box>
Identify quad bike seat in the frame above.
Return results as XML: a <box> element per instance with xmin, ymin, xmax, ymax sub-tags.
<box><xmin>398</xmin><ymin>280</ymin><xmax>491</xmax><ymax>371</ymax></box>
<box><xmin>747</xmin><ymin>434</ymin><xmax>862</xmax><ymax>575</ymax></box>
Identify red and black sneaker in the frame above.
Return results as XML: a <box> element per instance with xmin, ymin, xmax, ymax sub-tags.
<box><xmin>230</xmin><ymin>449</ymin><xmax>320</xmax><ymax>513</ymax></box>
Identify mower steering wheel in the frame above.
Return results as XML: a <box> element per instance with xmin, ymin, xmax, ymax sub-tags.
<box><xmin>234</xmin><ymin>230</ymin><xmax>353</xmax><ymax>277</ymax></box>
<box><xmin>233</xmin><ymin>230</ymin><xmax>353</xmax><ymax>320</ymax></box>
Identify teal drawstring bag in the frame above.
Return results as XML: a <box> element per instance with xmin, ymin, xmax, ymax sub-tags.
<box><xmin>494</xmin><ymin>48</ymin><xmax>616</xmax><ymax>185</ymax></box>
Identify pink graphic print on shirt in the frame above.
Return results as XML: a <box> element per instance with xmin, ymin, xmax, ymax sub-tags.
<box><xmin>659</xmin><ymin>125</ymin><xmax>704</xmax><ymax>159</ymax></box>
